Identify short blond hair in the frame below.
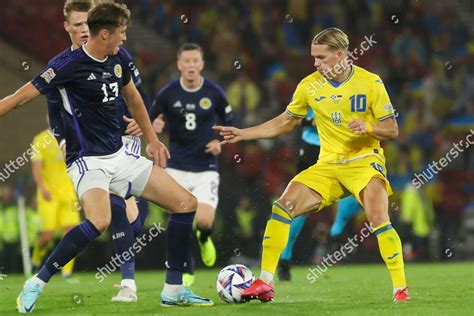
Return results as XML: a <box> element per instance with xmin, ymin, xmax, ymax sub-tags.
<box><xmin>312</xmin><ymin>28</ymin><xmax>349</xmax><ymax>51</ymax></box>
<box><xmin>63</xmin><ymin>0</ymin><xmax>95</xmax><ymax>22</ymax></box>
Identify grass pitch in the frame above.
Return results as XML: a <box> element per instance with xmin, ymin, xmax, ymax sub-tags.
<box><xmin>0</xmin><ymin>262</ymin><xmax>472</xmax><ymax>315</ymax></box>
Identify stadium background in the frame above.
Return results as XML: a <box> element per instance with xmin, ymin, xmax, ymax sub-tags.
<box><xmin>0</xmin><ymin>0</ymin><xmax>472</xmax><ymax>274</ymax></box>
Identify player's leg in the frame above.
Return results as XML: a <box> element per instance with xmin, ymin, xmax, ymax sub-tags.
<box><xmin>329</xmin><ymin>195</ymin><xmax>361</xmax><ymax>238</ymax></box>
<box><xmin>360</xmin><ymin>177</ymin><xmax>409</xmax><ymax>301</ymax></box>
<box><xmin>109</xmin><ymin>194</ymin><xmax>138</xmax><ymax>302</ymax></box>
<box><xmin>278</xmin><ymin>214</ymin><xmax>308</xmax><ymax>280</ymax></box>
<box><xmin>242</xmin><ymin>163</ymin><xmax>345</xmax><ymax>302</ymax></box>
<box><xmin>125</xmin><ymin>196</ymin><xmax>143</xmax><ymax>236</ymax></box>
<box><xmin>31</xmin><ymin>197</ymin><xmax>59</xmax><ymax>273</ymax></box>
<box><xmin>60</xmin><ymin>226</ymin><xmax>77</xmax><ymax>281</ymax></box>
<box><xmin>343</xmin><ymin>156</ymin><xmax>409</xmax><ymax>302</ymax></box>
<box><xmin>241</xmin><ymin>181</ymin><xmax>323</xmax><ymax>302</ymax></box>
<box><xmin>182</xmin><ymin>202</ymin><xmax>215</xmax><ymax>286</ymax></box>
<box><xmin>18</xmin><ymin>168</ymin><xmax>111</xmax><ymax>313</ymax></box>
<box><xmin>31</xmin><ymin>231</ymin><xmax>54</xmax><ymax>272</ymax></box>
<box><xmin>138</xmin><ymin>166</ymin><xmax>213</xmax><ymax>306</ymax></box>
<box><xmin>278</xmin><ymin>142</ymin><xmax>320</xmax><ymax>281</ymax></box>
<box><xmin>261</xmin><ymin>181</ymin><xmax>323</xmax><ymax>284</ymax></box>
<box><xmin>193</xmin><ymin>171</ymin><xmax>219</xmax><ymax>269</ymax></box>
<box><xmin>195</xmin><ymin>203</ymin><xmax>216</xmax><ymax>265</ymax></box>
<box><xmin>58</xmin><ymin>197</ymin><xmax>81</xmax><ymax>281</ymax></box>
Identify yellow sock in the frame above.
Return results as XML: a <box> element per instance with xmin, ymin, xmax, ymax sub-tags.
<box><xmin>261</xmin><ymin>202</ymin><xmax>292</xmax><ymax>277</ymax></box>
<box><xmin>31</xmin><ymin>242</ymin><xmax>48</xmax><ymax>267</ymax></box>
<box><xmin>373</xmin><ymin>221</ymin><xmax>406</xmax><ymax>288</ymax></box>
<box><xmin>62</xmin><ymin>258</ymin><xmax>75</xmax><ymax>276</ymax></box>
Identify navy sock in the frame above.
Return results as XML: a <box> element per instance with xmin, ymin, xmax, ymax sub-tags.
<box><xmin>110</xmin><ymin>195</ymin><xmax>136</xmax><ymax>281</ymax></box>
<box><xmin>135</xmin><ymin>197</ymin><xmax>149</xmax><ymax>226</ymax></box>
<box><xmin>130</xmin><ymin>216</ymin><xmax>143</xmax><ymax>238</ymax></box>
<box><xmin>184</xmin><ymin>252</ymin><xmax>195</xmax><ymax>274</ymax></box>
<box><xmin>165</xmin><ymin>212</ymin><xmax>195</xmax><ymax>284</ymax></box>
<box><xmin>37</xmin><ymin>219</ymin><xmax>100</xmax><ymax>283</ymax></box>
<box><xmin>197</xmin><ymin>225</ymin><xmax>213</xmax><ymax>243</ymax></box>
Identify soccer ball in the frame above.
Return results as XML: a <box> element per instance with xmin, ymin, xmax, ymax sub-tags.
<box><xmin>216</xmin><ymin>264</ymin><xmax>255</xmax><ymax>303</ymax></box>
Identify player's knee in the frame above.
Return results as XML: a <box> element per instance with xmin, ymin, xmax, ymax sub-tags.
<box><xmin>368</xmin><ymin>213</ymin><xmax>389</xmax><ymax>228</ymax></box>
<box><xmin>171</xmin><ymin>194</ymin><xmax>198</xmax><ymax>213</ymax></box>
<box><xmin>89</xmin><ymin>218</ymin><xmax>110</xmax><ymax>233</ymax></box>
<box><xmin>196</xmin><ymin>217</ymin><xmax>213</xmax><ymax>230</ymax></box>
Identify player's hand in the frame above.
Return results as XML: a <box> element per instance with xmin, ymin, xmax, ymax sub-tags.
<box><xmin>212</xmin><ymin>126</ymin><xmax>244</xmax><ymax>145</ymax></box>
<box><xmin>41</xmin><ymin>187</ymin><xmax>52</xmax><ymax>201</ymax></box>
<box><xmin>205</xmin><ymin>139</ymin><xmax>222</xmax><ymax>156</ymax></box>
<box><xmin>348</xmin><ymin>119</ymin><xmax>369</xmax><ymax>135</ymax></box>
<box><xmin>152</xmin><ymin>114</ymin><xmax>165</xmax><ymax>133</ymax></box>
<box><xmin>146</xmin><ymin>140</ymin><xmax>170</xmax><ymax>168</ymax></box>
<box><xmin>124</xmin><ymin>116</ymin><xmax>143</xmax><ymax>137</ymax></box>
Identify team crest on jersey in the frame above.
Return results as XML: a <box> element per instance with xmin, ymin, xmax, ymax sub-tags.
<box><xmin>330</xmin><ymin>94</ymin><xmax>343</xmax><ymax>104</ymax></box>
<box><xmin>114</xmin><ymin>64</ymin><xmax>122</xmax><ymax>78</ymax></box>
<box><xmin>40</xmin><ymin>68</ymin><xmax>56</xmax><ymax>83</ymax></box>
<box><xmin>331</xmin><ymin>112</ymin><xmax>342</xmax><ymax>126</ymax></box>
<box><xmin>199</xmin><ymin>97</ymin><xmax>212</xmax><ymax>110</ymax></box>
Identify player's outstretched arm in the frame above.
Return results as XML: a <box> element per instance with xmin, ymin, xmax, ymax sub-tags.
<box><xmin>0</xmin><ymin>82</ymin><xmax>40</xmax><ymax>116</ymax></box>
<box><xmin>122</xmin><ymin>80</ymin><xmax>170</xmax><ymax>167</ymax></box>
<box><xmin>213</xmin><ymin>111</ymin><xmax>300</xmax><ymax>144</ymax></box>
<box><xmin>347</xmin><ymin>117</ymin><xmax>398</xmax><ymax>141</ymax></box>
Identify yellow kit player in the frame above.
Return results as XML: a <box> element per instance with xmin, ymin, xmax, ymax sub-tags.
<box><xmin>214</xmin><ymin>27</ymin><xmax>409</xmax><ymax>303</ymax></box>
<box><xmin>31</xmin><ymin>127</ymin><xmax>80</xmax><ymax>280</ymax></box>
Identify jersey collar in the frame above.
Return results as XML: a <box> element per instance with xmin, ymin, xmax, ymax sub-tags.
<box><xmin>327</xmin><ymin>65</ymin><xmax>354</xmax><ymax>88</ymax></box>
<box><xmin>180</xmin><ymin>76</ymin><xmax>204</xmax><ymax>92</ymax></box>
<box><xmin>81</xmin><ymin>44</ymin><xmax>108</xmax><ymax>63</ymax></box>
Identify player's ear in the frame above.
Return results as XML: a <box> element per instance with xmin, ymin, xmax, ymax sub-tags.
<box><xmin>337</xmin><ymin>49</ymin><xmax>345</xmax><ymax>61</ymax></box>
<box><xmin>100</xmin><ymin>29</ymin><xmax>109</xmax><ymax>41</ymax></box>
<box><xmin>177</xmin><ymin>59</ymin><xmax>182</xmax><ymax>71</ymax></box>
<box><xmin>200</xmin><ymin>60</ymin><xmax>205</xmax><ymax>71</ymax></box>
<box><xmin>64</xmin><ymin>21</ymin><xmax>70</xmax><ymax>33</ymax></box>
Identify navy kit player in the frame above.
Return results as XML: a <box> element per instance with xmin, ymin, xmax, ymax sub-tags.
<box><xmin>151</xmin><ymin>43</ymin><xmax>233</xmax><ymax>286</ymax></box>
<box><xmin>46</xmin><ymin>0</ymin><xmax>150</xmax><ymax>303</ymax></box>
<box><xmin>0</xmin><ymin>3</ymin><xmax>212</xmax><ymax>312</ymax></box>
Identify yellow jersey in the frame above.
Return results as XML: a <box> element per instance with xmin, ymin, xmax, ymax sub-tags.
<box><xmin>31</xmin><ymin>130</ymin><xmax>75</xmax><ymax>199</ymax></box>
<box><xmin>287</xmin><ymin>65</ymin><xmax>395</xmax><ymax>164</ymax></box>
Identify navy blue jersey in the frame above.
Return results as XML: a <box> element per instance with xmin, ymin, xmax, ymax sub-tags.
<box><xmin>46</xmin><ymin>88</ymin><xmax>66</xmax><ymax>144</ymax></box>
<box><xmin>32</xmin><ymin>46</ymin><xmax>131</xmax><ymax>165</ymax></box>
<box><xmin>116</xmin><ymin>48</ymin><xmax>151</xmax><ymax>134</ymax></box>
<box><xmin>47</xmin><ymin>47</ymin><xmax>149</xmax><ymax>143</ymax></box>
<box><xmin>150</xmin><ymin>78</ymin><xmax>233</xmax><ymax>172</ymax></box>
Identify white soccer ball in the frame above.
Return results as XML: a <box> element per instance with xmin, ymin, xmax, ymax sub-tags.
<box><xmin>216</xmin><ymin>264</ymin><xmax>255</xmax><ymax>303</ymax></box>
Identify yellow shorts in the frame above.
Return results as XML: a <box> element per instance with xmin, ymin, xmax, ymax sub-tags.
<box><xmin>291</xmin><ymin>154</ymin><xmax>393</xmax><ymax>211</ymax></box>
<box><xmin>37</xmin><ymin>193</ymin><xmax>81</xmax><ymax>232</ymax></box>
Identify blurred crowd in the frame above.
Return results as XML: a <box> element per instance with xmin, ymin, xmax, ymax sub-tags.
<box><xmin>1</xmin><ymin>0</ymin><xmax>473</xmax><ymax>272</ymax></box>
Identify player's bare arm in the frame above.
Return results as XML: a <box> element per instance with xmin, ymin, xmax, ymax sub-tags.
<box><xmin>122</xmin><ymin>80</ymin><xmax>170</xmax><ymax>167</ymax></box>
<box><xmin>0</xmin><ymin>82</ymin><xmax>41</xmax><ymax>116</ymax></box>
<box><xmin>213</xmin><ymin>111</ymin><xmax>300</xmax><ymax>144</ymax></box>
<box><xmin>347</xmin><ymin>116</ymin><xmax>398</xmax><ymax>141</ymax></box>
